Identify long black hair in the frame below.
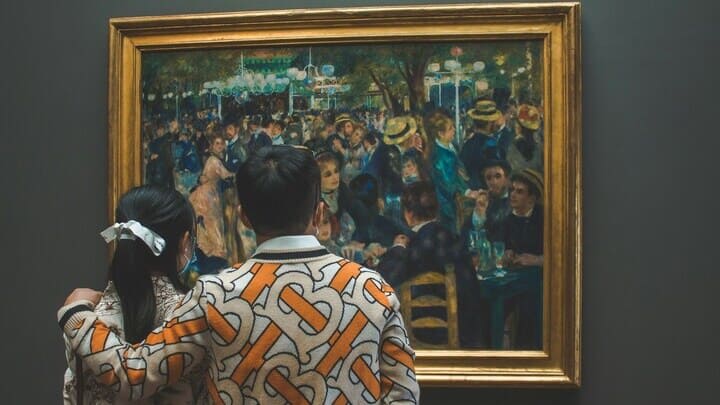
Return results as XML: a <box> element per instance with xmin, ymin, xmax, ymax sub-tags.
<box><xmin>109</xmin><ymin>185</ymin><xmax>194</xmax><ymax>343</ymax></box>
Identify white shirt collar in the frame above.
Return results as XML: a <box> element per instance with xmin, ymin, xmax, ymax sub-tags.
<box><xmin>254</xmin><ymin>235</ymin><xmax>322</xmax><ymax>254</ymax></box>
<box><xmin>412</xmin><ymin>219</ymin><xmax>435</xmax><ymax>232</ymax></box>
<box><xmin>228</xmin><ymin>135</ymin><xmax>239</xmax><ymax>144</ymax></box>
<box><xmin>512</xmin><ymin>206</ymin><xmax>534</xmax><ymax>218</ymax></box>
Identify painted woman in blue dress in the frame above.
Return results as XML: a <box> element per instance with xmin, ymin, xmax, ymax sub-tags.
<box><xmin>426</xmin><ymin>112</ymin><xmax>480</xmax><ymax>234</ymax></box>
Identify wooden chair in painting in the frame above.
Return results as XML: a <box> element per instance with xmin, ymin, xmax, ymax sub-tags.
<box><xmin>399</xmin><ymin>264</ymin><xmax>459</xmax><ymax>349</ymax></box>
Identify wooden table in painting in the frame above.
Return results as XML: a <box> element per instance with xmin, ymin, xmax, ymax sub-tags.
<box><xmin>476</xmin><ymin>266</ymin><xmax>543</xmax><ymax>349</ymax></box>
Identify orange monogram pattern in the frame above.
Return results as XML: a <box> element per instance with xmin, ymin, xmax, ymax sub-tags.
<box><xmin>62</xmin><ymin>251</ymin><xmax>419</xmax><ymax>404</ymax></box>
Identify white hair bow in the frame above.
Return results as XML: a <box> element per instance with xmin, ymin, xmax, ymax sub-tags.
<box><xmin>99</xmin><ymin>220</ymin><xmax>166</xmax><ymax>256</ymax></box>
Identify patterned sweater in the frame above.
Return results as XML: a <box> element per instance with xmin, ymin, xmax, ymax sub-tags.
<box><xmin>62</xmin><ymin>276</ymin><xmax>206</xmax><ymax>404</ymax></box>
<box><xmin>59</xmin><ymin>236</ymin><xmax>419</xmax><ymax>404</ymax></box>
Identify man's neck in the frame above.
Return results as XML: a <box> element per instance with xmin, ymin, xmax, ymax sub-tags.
<box><xmin>255</xmin><ymin>230</ymin><xmax>315</xmax><ymax>246</ymax></box>
<box><xmin>410</xmin><ymin>218</ymin><xmax>436</xmax><ymax>232</ymax></box>
<box><xmin>475</xmin><ymin>127</ymin><xmax>492</xmax><ymax>136</ymax></box>
<box><xmin>513</xmin><ymin>205</ymin><xmax>535</xmax><ymax>217</ymax></box>
<box><xmin>254</xmin><ymin>234</ymin><xmax>272</xmax><ymax>246</ymax></box>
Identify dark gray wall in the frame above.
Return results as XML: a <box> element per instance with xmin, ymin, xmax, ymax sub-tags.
<box><xmin>2</xmin><ymin>0</ymin><xmax>719</xmax><ymax>403</ymax></box>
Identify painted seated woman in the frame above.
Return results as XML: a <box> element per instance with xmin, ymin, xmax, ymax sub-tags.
<box><xmin>315</xmin><ymin>151</ymin><xmax>360</xmax><ymax>245</ymax></box>
<box><xmin>401</xmin><ymin>149</ymin><xmax>429</xmax><ymax>186</ymax></box>
<box><xmin>62</xmin><ymin>185</ymin><xmax>207</xmax><ymax>404</ymax></box>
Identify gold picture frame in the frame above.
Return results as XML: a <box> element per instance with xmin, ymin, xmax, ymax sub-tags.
<box><xmin>108</xmin><ymin>2</ymin><xmax>581</xmax><ymax>387</ymax></box>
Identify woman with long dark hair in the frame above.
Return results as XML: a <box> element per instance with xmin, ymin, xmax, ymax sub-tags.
<box><xmin>62</xmin><ymin>185</ymin><xmax>207</xmax><ymax>404</ymax></box>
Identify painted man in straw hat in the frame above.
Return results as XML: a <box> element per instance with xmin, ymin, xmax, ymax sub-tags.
<box><xmin>492</xmin><ymin>87</ymin><xmax>516</xmax><ymax>154</ymax></box>
<box><xmin>460</xmin><ymin>99</ymin><xmax>508</xmax><ymax>189</ymax></box>
<box><xmin>501</xmin><ymin>167</ymin><xmax>544</xmax><ymax>349</ymax></box>
<box><xmin>503</xmin><ymin>168</ymin><xmax>543</xmax><ymax>267</ymax></box>
<box><xmin>325</xmin><ymin>112</ymin><xmax>355</xmax><ymax>164</ymax></box>
<box><xmin>369</xmin><ymin>115</ymin><xmax>423</xmax><ymax>226</ymax></box>
<box><xmin>506</xmin><ymin>104</ymin><xmax>544</xmax><ymax>174</ymax></box>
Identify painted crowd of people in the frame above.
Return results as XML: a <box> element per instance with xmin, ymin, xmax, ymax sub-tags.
<box><xmin>142</xmin><ymin>88</ymin><xmax>545</xmax><ymax>349</ymax></box>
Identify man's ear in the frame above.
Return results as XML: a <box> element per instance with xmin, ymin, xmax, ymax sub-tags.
<box><xmin>239</xmin><ymin>206</ymin><xmax>254</xmax><ymax>230</ymax></box>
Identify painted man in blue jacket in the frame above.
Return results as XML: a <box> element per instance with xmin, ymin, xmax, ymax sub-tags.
<box><xmin>460</xmin><ymin>100</ymin><xmax>507</xmax><ymax>189</ymax></box>
<box><xmin>223</xmin><ymin>116</ymin><xmax>248</xmax><ymax>174</ymax></box>
<box><xmin>326</xmin><ymin>112</ymin><xmax>354</xmax><ymax>166</ymax></box>
<box><xmin>246</xmin><ymin>115</ymin><xmax>273</xmax><ymax>153</ymax></box>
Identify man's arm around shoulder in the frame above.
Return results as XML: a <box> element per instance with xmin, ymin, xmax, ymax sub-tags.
<box><xmin>58</xmin><ymin>280</ymin><xmax>214</xmax><ymax>401</ymax></box>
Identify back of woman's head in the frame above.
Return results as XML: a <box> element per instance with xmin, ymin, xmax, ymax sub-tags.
<box><xmin>425</xmin><ymin>111</ymin><xmax>453</xmax><ymax>139</ymax></box>
<box><xmin>110</xmin><ymin>185</ymin><xmax>194</xmax><ymax>343</ymax></box>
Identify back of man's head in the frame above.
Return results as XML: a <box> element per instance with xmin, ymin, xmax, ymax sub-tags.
<box><xmin>236</xmin><ymin>146</ymin><xmax>320</xmax><ymax>236</ymax></box>
<box><xmin>364</xmin><ymin>130</ymin><xmax>379</xmax><ymax>146</ymax></box>
<box><xmin>261</xmin><ymin>115</ymin><xmax>274</xmax><ymax>129</ymax></box>
<box><xmin>401</xmin><ymin>181</ymin><xmax>439</xmax><ymax>221</ymax></box>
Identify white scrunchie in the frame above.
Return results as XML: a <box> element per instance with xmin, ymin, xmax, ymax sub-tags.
<box><xmin>99</xmin><ymin>220</ymin><xmax>166</xmax><ymax>256</ymax></box>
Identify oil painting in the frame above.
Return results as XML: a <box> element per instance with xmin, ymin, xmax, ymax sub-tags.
<box><xmin>109</xmin><ymin>3</ymin><xmax>581</xmax><ymax>386</ymax></box>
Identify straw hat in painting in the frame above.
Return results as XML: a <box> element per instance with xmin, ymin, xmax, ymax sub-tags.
<box><xmin>382</xmin><ymin>116</ymin><xmax>417</xmax><ymax>145</ymax></box>
<box><xmin>517</xmin><ymin>104</ymin><xmax>541</xmax><ymax>130</ymax></box>
<box><xmin>467</xmin><ymin>99</ymin><xmax>502</xmax><ymax>122</ymax></box>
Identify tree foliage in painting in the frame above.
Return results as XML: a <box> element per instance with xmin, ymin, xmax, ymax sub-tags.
<box><xmin>142</xmin><ymin>41</ymin><xmax>543</xmax><ymax>115</ymax></box>
<box><xmin>143</xmin><ymin>49</ymin><xmax>242</xmax><ymax>95</ymax></box>
<box><xmin>312</xmin><ymin>43</ymin><xmax>442</xmax><ymax>114</ymax></box>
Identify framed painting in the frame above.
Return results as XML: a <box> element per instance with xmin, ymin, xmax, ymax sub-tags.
<box><xmin>108</xmin><ymin>3</ymin><xmax>581</xmax><ymax>387</ymax></box>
